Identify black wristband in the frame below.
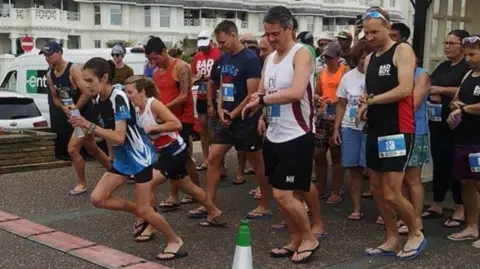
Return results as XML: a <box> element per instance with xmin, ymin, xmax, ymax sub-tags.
<box><xmin>460</xmin><ymin>104</ymin><xmax>466</xmax><ymax>114</ymax></box>
<box><xmin>259</xmin><ymin>94</ymin><xmax>265</xmax><ymax>105</ymax></box>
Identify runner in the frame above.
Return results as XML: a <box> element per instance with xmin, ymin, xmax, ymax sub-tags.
<box><xmin>191</xmin><ymin>30</ymin><xmax>221</xmax><ymax>171</ymax></box>
<box><xmin>70</xmin><ymin>58</ymin><xmax>187</xmax><ymax>261</ymax></box>
<box><xmin>202</xmin><ymin>19</ymin><xmax>271</xmax><ymax>225</ymax></box>
<box><xmin>42</xmin><ymin>41</ymin><xmax>111</xmax><ymax>195</ymax></box>
<box><xmin>358</xmin><ymin>8</ymin><xmax>426</xmax><ymax>259</ymax></box>
<box><xmin>243</xmin><ymin>6</ymin><xmax>319</xmax><ymax>263</ymax></box>
<box><xmin>145</xmin><ymin>36</ymin><xmax>200</xmax><ymax>209</ymax></box>
<box><xmin>446</xmin><ymin>35</ymin><xmax>480</xmax><ymax>249</ymax></box>
<box><xmin>124</xmin><ymin>75</ymin><xmax>223</xmax><ymax>228</ymax></box>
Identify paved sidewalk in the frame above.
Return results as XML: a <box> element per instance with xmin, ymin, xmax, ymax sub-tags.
<box><xmin>0</xmin><ymin>147</ymin><xmax>478</xmax><ymax>269</ymax></box>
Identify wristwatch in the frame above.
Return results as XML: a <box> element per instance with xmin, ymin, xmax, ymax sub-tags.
<box><xmin>259</xmin><ymin>94</ymin><xmax>265</xmax><ymax>105</ymax></box>
<box><xmin>460</xmin><ymin>104</ymin><xmax>466</xmax><ymax>114</ymax></box>
<box><xmin>366</xmin><ymin>94</ymin><xmax>374</xmax><ymax>106</ymax></box>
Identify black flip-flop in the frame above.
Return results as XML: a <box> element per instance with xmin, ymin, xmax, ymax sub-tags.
<box><xmin>158</xmin><ymin>200</ymin><xmax>180</xmax><ymax>212</ymax></box>
<box><xmin>443</xmin><ymin>218</ymin><xmax>465</xmax><ymax>228</ymax></box>
<box><xmin>133</xmin><ymin>222</ymin><xmax>155</xmax><ymax>242</ymax></box>
<box><xmin>188</xmin><ymin>209</ymin><xmax>208</xmax><ymax>219</ymax></box>
<box><xmin>199</xmin><ymin>217</ymin><xmax>227</xmax><ymax>227</ymax></box>
<box><xmin>292</xmin><ymin>243</ymin><xmax>320</xmax><ymax>264</ymax></box>
<box><xmin>232</xmin><ymin>179</ymin><xmax>246</xmax><ymax>185</ymax></box>
<box><xmin>155</xmin><ymin>246</ymin><xmax>188</xmax><ymax>261</ymax></box>
<box><xmin>421</xmin><ymin>209</ymin><xmax>444</xmax><ymax>219</ymax></box>
<box><xmin>270</xmin><ymin>247</ymin><xmax>295</xmax><ymax>258</ymax></box>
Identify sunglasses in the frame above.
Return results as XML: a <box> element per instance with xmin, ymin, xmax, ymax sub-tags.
<box><xmin>198</xmin><ymin>37</ymin><xmax>209</xmax><ymax>40</ymax></box>
<box><xmin>462</xmin><ymin>36</ymin><xmax>480</xmax><ymax>45</ymax></box>
<box><xmin>362</xmin><ymin>11</ymin><xmax>389</xmax><ymax>23</ymax></box>
<box><xmin>111</xmin><ymin>54</ymin><xmax>122</xmax><ymax>57</ymax></box>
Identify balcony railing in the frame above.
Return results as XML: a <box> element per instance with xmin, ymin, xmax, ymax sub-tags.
<box><xmin>0</xmin><ymin>8</ymin><xmax>81</xmax><ymax>28</ymax></box>
<box><xmin>184</xmin><ymin>18</ymin><xmax>248</xmax><ymax>29</ymax></box>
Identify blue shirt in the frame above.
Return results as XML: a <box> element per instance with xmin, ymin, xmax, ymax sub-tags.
<box><xmin>414</xmin><ymin>67</ymin><xmax>428</xmax><ymax>135</ymax></box>
<box><xmin>143</xmin><ymin>61</ymin><xmax>156</xmax><ymax>78</ymax></box>
<box><xmin>215</xmin><ymin>48</ymin><xmax>261</xmax><ymax>112</ymax></box>
<box><xmin>96</xmin><ymin>86</ymin><xmax>156</xmax><ymax>175</ymax></box>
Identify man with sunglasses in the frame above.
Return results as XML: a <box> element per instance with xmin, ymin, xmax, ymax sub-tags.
<box><xmin>357</xmin><ymin>8</ymin><xmax>426</xmax><ymax>260</ymax></box>
<box><xmin>110</xmin><ymin>44</ymin><xmax>134</xmax><ymax>85</ymax></box>
<box><xmin>446</xmin><ymin>35</ymin><xmax>480</xmax><ymax>249</ymax></box>
<box><xmin>42</xmin><ymin>41</ymin><xmax>111</xmax><ymax>195</ymax></box>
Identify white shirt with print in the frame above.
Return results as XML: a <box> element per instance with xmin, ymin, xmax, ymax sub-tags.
<box><xmin>336</xmin><ymin>67</ymin><xmax>366</xmax><ymax>130</ymax></box>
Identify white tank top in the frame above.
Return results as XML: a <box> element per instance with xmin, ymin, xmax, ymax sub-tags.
<box><xmin>264</xmin><ymin>43</ymin><xmax>315</xmax><ymax>143</ymax></box>
<box><xmin>137</xmin><ymin>97</ymin><xmax>184</xmax><ymax>153</ymax></box>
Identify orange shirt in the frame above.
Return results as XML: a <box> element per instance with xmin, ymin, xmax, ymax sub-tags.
<box><xmin>152</xmin><ymin>59</ymin><xmax>195</xmax><ymax>124</ymax></box>
<box><xmin>317</xmin><ymin>65</ymin><xmax>346</xmax><ymax>102</ymax></box>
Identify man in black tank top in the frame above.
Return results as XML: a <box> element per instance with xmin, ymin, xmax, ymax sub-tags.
<box><xmin>446</xmin><ymin>36</ymin><xmax>480</xmax><ymax>246</ymax></box>
<box><xmin>356</xmin><ymin>8</ymin><xmax>426</xmax><ymax>259</ymax></box>
<box><xmin>42</xmin><ymin>41</ymin><xmax>111</xmax><ymax>195</ymax></box>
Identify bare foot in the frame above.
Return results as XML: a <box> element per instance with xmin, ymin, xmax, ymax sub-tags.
<box><xmin>156</xmin><ymin>238</ymin><xmax>187</xmax><ymax>260</ymax></box>
<box><xmin>397</xmin><ymin>233</ymin><xmax>426</xmax><ymax>259</ymax></box>
<box><xmin>270</xmin><ymin>242</ymin><xmax>299</xmax><ymax>256</ymax></box>
<box><xmin>365</xmin><ymin>240</ymin><xmax>401</xmax><ymax>255</ymax></box>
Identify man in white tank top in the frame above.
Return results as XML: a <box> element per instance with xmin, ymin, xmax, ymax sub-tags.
<box><xmin>243</xmin><ymin>6</ymin><xmax>320</xmax><ymax>264</ymax></box>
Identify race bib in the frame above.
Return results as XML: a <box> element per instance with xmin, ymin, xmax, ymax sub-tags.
<box><xmin>347</xmin><ymin>107</ymin><xmax>357</xmax><ymax>123</ymax></box>
<box><xmin>323</xmin><ymin>104</ymin><xmax>336</xmax><ymax>120</ymax></box>
<box><xmin>61</xmin><ymin>98</ymin><xmax>74</xmax><ymax>106</ymax></box>
<box><xmin>267</xmin><ymin>104</ymin><xmax>280</xmax><ymax>123</ymax></box>
<box><xmin>468</xmin><ymin>153</ymin><xmax>480</xmax><ymax>173</ymax></box>
<box><xmin>198</xmin><ymin>83</ymin><xmax>207</xmax><ymax>95</ymax></box>
<box><xmin>377</xmin><ymin>134</ymin><xmax>406</xmax><ymax>158</ymax></box>
<box><xmin>222</xmin><ymin>83</ymin><xmax>234</xmax><ymax>102</ymax></box>
<box><xmin>427</xmin><ymin>102</ymin><xmax>442</xmax><ymax>122</ymax></box>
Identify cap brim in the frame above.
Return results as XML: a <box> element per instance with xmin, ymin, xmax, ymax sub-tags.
<box><xmin>197</xmin><ymin>39</ymin><xmax>210</xmax><ymax>47</ymax></box>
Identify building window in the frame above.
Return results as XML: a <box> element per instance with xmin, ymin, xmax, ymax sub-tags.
<box><xmin>110</xmin><ymin>4</ymin><xmax>122</xmax><ymax>26</ymax></box>
<box><xmin>94</xmin><ymin>40</ymin><xmax>101</xmax><ymax>48</ymax></box>
<box><xmin>159</xmin><ymin>7</ymin><xmax>170</xmax><ymax>27</ymax></box>
<box><xmin>258</xmin><ymin>14</ymin><xmax>264</xmax><ymax>31</ymax></box>
<box><xmin>306</xmin><ymin>16</ymin><xmax>314</xmax><ymax>33</ymax></box>
<box><xmin>390</xmin><ymin>0</ymin><xmax>396</xmax><ymax>7</ymax></box>
<box><xmin>145</xmin><ymin>6</ymin><xmax>151</xmax><ymax>27</ymax></box>
<box><xmin>94</xmin><ymin>5</ymin><xmax>101</xmax><ymax>25</ymax></box>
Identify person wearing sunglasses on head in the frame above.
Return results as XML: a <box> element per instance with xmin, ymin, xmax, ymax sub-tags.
<box><xmin>110</xmin><ymin>44</ymin><xmax>134</xmax><ymax>86</ymax></box>
<box><xmin>445</xmin><ymin>35</ymin><xmax>480</xmax><ymax>249</ymax></box>
<box><xmin>356</xmin><ymin>7</ymin><xmax>426</xmax><ymax>260</ymax></box>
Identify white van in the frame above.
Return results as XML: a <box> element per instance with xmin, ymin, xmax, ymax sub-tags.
<box><xmin>0</xmin><ymin>48</ymin><xmax>147</xmax><ymax>126</ymax></box>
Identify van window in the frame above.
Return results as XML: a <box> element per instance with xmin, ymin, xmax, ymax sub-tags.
<box><xmin>0</xmin><ymin>97</ymin><xmax>42</xmax><ymax>119</ymax></box>
<box><xmin>26</xmin><ymin>69</ymin><xmax>49</xmax><ymax>94</ymax></box>
<box><xmin>0</xmin><ymin>70</ymin><xmax>17</xmax><ymax>91</ymax></box>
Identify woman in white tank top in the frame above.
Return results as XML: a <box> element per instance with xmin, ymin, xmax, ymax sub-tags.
<box><xmin>124</xmin><ymin>76</ymin><xmax>226</xmax><ymax>242</ymax></box>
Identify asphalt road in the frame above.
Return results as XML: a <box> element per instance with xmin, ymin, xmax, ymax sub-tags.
<box><xmin>0</xmin><ymin>146</ymin><xmax>478</xmax><ymax>269</ymax></box>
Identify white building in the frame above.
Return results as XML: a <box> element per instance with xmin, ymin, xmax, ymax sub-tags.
<box><xmin>0</xmin><ymin>0</ymin><xmax>408</xmax><ymax>54</ymax></box>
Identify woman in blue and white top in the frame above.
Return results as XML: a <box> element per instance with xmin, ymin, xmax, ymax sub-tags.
<box><xmin>69</xmin><ymin>58</ymin><xmax>188</xmax><ymax>261</ymax></box>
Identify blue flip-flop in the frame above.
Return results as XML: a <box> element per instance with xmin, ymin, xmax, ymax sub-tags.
<box><xmin>396</xmin><ymin>237</ymin><xmax>427</xmax><ymax>260</ymax></box>
<box><xmin>363</xmin><ymin>247</ymin><xmax>397</xmax><ymax>257</ymax></box>
<box><xmin>315</xmin><ymin>232</ymin><xmax>328</xmax><ymax>239</ymax></box>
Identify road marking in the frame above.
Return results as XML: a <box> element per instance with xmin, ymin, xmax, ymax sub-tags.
<box><xmin>0</xmin><ymin>210</ymin><xmax>170</xmax><ymax>269</ymax></box>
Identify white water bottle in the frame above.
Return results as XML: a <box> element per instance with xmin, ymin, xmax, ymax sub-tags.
<box><xmin>71</xmin><ymin>109</ymin><xmax>85</xmax><ymax>138</ymax></box>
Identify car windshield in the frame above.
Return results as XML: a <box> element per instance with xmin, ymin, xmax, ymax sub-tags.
<box><xmin>0</xmin><ymin>97</ymin><xmax>41</xmax><ymax>120</ymax></box>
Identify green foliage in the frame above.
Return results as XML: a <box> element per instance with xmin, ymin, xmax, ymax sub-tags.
<box><xmin>106</xmin><ymin>40</ymin><xmax>136</xmax><ymax>48</ymax></box>
<box><xmin>169</xmin><ymin>36</ymin><xmax>197</xmax><ymax>63</ymax></box>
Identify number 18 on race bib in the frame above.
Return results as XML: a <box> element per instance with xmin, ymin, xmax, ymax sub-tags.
<box><xmin>468</xmin><ymin>153</ymin><xmax>480</xmax><ymax>173</ymax></box>
<box><xmin>377</xmin><ymin>134</ymin><xmax>407</xmax><ymax>158</ymax></box>
<box><xmin>222</xmin><ymin>83</ymin><xmax>234</xmax><ymax>102</ymax></box>
<box><xmin>267</xmin><ymin>104</ymin><xmax>280</xmax><ymax>123</ymax></box>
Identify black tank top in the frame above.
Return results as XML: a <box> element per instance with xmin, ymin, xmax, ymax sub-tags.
<box><xmin>51</xmin><ymin>62</ymin><xmax>81</xmax><ymax>104</ymax></box>
<box><xmin>365</xmin><ymin>42</ymin><xmax>414</xmax><ymax>135</ymax></box>
<box><xmin>455</xmin><ymin>71</ymin><xmax>480</xmax><ymax>144</ymax></box>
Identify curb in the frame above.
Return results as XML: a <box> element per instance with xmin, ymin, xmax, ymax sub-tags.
<box><xmin>0</xmin><ymin>210</ymin><xmax>169</xmax><ymax>269</ymax></box>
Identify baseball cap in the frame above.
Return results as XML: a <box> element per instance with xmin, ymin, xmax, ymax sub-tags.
<box><xmin>317</xmin><ymin>32</ymin><xmax>334</xmax><ymax>41</ymax></box>
<box><xmin>111</xmin><ymin>44</ymin><xmax>126</xmax><ymax>56</ymax></box>
<box><xmin>39</xmin><ymin>41</ymin><xmax>62</xmax><ymax>55</ymax></box>
<box><xmin>297</xmin><ymin>31</ymin><xmax>314</xmax><ymax>45</ymax></box>
<box><xmin>336</xmin><ymin>30</ymin><xmax>353</xmax><ymax>39</ymax></box>
<box><xmin>322</xmin><ymin>42</ymin><xmax>342</xmax><ymax>58</ymax></box>
<box><xmin>197</xmin><ymin>30</ymin><xmax>211</xmax><ymax>48</ymax></box>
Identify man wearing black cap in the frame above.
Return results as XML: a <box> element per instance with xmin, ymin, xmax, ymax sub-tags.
<box><xmin>337</xmin><ymin>30</ymin><xmax>354</xmax><ymax>68</ymax></box>
<box><xmin>42</xmin><ymin>41</ymin><xmax>111</xmax><ymax>195</ymax></box>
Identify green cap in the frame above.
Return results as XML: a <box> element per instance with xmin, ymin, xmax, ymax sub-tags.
<box><xmin>235</xmin><ymin>220</ymin><xmax>251</xmax><ymax>247</ymax></box>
